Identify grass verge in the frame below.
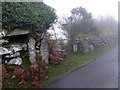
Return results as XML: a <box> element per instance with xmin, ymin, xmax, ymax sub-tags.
<box><xmin>41</xmin><ymin>44</ymin><xmax>117</xmax><ymax>88</ymax></box>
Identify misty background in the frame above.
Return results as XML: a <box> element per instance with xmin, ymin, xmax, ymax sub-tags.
<box><xmin>44</xmin><ymin>0</ymin><xmax>118</xmax><ymax>39</ymax></box>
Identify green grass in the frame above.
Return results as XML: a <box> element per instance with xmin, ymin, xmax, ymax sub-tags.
<box><xmin>41</xmin><ymin>44</ymin><xmax>117</xmax><ymax>88</ymax></box>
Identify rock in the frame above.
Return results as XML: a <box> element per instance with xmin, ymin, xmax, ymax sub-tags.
<box><xmin>73</xmin><ymin>44</ymin><xmax>78</xmax><ymax>53</ymax></box>
<box><xmin>36</xmin><ymin>46</ymin><xmax>39</xmax><ymax>49</ymax></box>
<box><xmin>10</xmin><ymin>45</ymin><xmax>22</xmax><ymax>53</ymax></box>
<box><xmin>6</xmin><ymin>57</ymin><xmax>22</xmax><ymax>65</ymax></box>
<box><xmin>7</xmin><ymin>29</ymin><xmax>29</xmax><ymax>36</ymax></box>
<box><xmin>0</xmin><ymin>47</ymin><xmax>11</xmax><ymax>55</ymax></box>
<box><xmin>22</xmin><ymin>44</ymin><xmax>28</xmax><ymax>51</ymax></box>
<box><xmin>102</xmin><ymin>42</ymin><xmax>105</xmax><ymax>46</ymax></box>
<box><xmin>36</xmin><ymin>50</ymin><xmax>40</xmax><ymax>53</ymax></box>
<box><xmin>0</xmin><ymin>31</ymin><xmax>5</xmax><ymax>37</ymax></box>
<box><xmin>5</xmin><ymin>52</ymin><xmax>20</xmax><ymax>58</ymax></box>
<box><xmin>89</xmin><ymin>44</ymin><xmax>94</xmax><ymax>52</ymax></box>
<box><xmin>84</xmin><ymin>48</ymin><xmax>89</xmax><ymax>53</ymax></box>
<box><xmin>82</xmin><ymin>40</ymin><xmax>89</xmax><ymax>53</ymax></box>
<box><xmin>28</xmin><ymin>37</ymin><xmax>36</xmax><ymax>63</ymax></box>
<box><xmin>36</xmin><ymin>42</ymin><xmax>40</xmax><ymax>46</ymax></box>
<box><xmin>40</xmin><ymin>33</ymin><xmax>49</xmax><ymax>64</ymax></box>
<box><xmin>0</xmin><ymin>40</ymin><xmax>9</xmax><ymax>45</ymax></box>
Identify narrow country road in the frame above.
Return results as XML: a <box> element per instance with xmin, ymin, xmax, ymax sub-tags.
<box><xmin>48</xmin><ymin>47</ymin><xmax>118</xmax><ymax>88</ymax></box>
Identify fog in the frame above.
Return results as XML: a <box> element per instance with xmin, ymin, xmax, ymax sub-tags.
<box><xmin>44</xmin><ymin>0</ymin><xmax>118</xmax><ymax>39</ymax></box>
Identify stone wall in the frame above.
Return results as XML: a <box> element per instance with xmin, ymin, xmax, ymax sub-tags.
<box><xmin>1</xmin><ymin>29</ymin><xmax>50</xmax><ymax>65</ymax></box>
<box><xmin>1</xmin><ymin>30</ymin><xmax>29</xmax><ymax>65</ymax></box>
<box><xmin>40</xmin><ymin>33</ymin><xmax>49</xmax><ymax>64</ymax></box>
<box><xmin>73</xmin><ymin>37</ymin><xmax>116</xmax><ymax>54</ymax></box>
<box><xmin>1</xmin><ymin>29</ymin><xmax>117</xmax><ymax>65</ymax></box>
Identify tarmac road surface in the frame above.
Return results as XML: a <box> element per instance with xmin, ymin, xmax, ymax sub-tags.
<box><xmin>48</xmin><ymin>47</ymin><xmax>118</xmax><ymax>88</ymax></box>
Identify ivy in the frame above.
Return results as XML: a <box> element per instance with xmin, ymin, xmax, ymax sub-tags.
<box><xmin>2</xmin><ymin>2</ymin><xmax>57</xmax><ymax>32</ymax></box>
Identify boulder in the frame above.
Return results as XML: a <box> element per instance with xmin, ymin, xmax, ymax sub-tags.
<box><xmin>40</xmin><ymin>33</ymin><xmax>49</xmax><ymax>64</ymax></box>
<box><xmin>5</xmin><ymin>52</ymin><xmax>20</xmax><ymax>58</ymax></box>
<box><xmin>73</xmin><ymin>44</ymin><xmax>78</xmax><ymax>53</ymax></box>
<box><xmin>0</xmin><ymin>31</ymin><xmax>5</xmax><ymax>37</ymax></box>
<box><xmin>28</xmin><ymin>37</ymin><xmax>36</xmax><ymax>63</ymax></box>
<box><xmin>7</xmin><ymin>29</ymin><xmax>29</xmax><ymax>36</ymax></box>
<box><xmin>6</xmin><ymin>57</ymin><xmax>22</xmax><ymax>65</ymax></box>
<box><xmin>0</xmin><ymin>40</ymin><xmax>9</xmax><ymax>45</ymax></box>
<box><xmin>82</xmin><ymin>40</ymin><xmax>89</xmax><ymax>53</ymax></box>
<box><xmin>10</xmin><ymin>45</ymin><xmax>22</xmax><ymax>53</ymax></box>
<box><xmin>0</xmin><ymin>47</ymin><xmax>11</xmax><ymax>55</ymax></box>
<box><xmin>22</xmin><ymin>44</ymin><xmax>28</xmax><ymax>51</ymax></box>
<box><xmin>89</xmin><ymin>44</ymin><xmax>94</xmax><ymax>52</ymax></box>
